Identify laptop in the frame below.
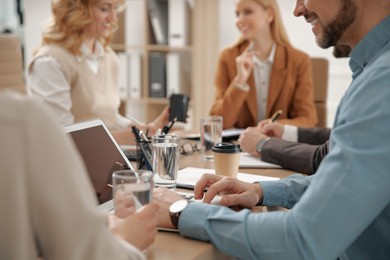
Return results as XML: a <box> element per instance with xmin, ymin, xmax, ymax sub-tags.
<box><xmin>64</xmin><ymin>119</ymin><xmax>135</xmax><ymax>204</ymax></box>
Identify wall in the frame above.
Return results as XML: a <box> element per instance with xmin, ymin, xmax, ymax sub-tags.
<box><xmin>218</xmin><ymin>0</ymin><xmax>352</xmax><ymax>128</ymax></box>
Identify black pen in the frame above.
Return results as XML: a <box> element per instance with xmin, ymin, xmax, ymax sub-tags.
<box><xmin>162</xmin><ymin>117</ymin><xmax>177</xmax><ymax>134</ymax></box>
<box><xmin>131</xmin><ymin>125</ymin><xmax>141</xmax><ymax>141</ymax></box>
<box><xmin>269</xmin><ymin>110</ymin><xmax>283</xmax><ymax>123</ymax></box>
<box><xmin>166</xmin><ymin>117</ymin><xmax>177</xmax><ymax>133</ymax></box>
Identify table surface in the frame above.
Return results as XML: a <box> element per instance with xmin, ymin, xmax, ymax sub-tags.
<box><xmin>144</xmin><ymin>149</ymin><xmax>297</xmax><ymax>259</ymax></box>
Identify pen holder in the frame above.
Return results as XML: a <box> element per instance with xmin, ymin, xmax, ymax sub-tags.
<box><xmin>136</xmin><ymin>139</ymin><xmax>153</xmax><ymax>171</ymax></box>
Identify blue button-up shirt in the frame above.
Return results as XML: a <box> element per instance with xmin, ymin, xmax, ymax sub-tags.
<box><xmin>178</xmin><ymin>16</ymin><xmax>390</xmax><ymax>260</ymax></box>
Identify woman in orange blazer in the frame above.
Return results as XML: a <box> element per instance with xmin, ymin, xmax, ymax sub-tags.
<box><xmin>209</xmin><ymin>0</ymin><xmax>317</xmax><ymax>129</ymax></box>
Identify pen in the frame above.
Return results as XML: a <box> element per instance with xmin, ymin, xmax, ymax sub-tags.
<box><xmin>131</xmin><ymin>125</ymin><xmax>141</xmax><ymax>141</ymax></box>
<box><xmin>162</xmin><ymin>117</ymin><xmax>177</xmax><ymax>134</ymax></box>
<box><xmin>139</xmin><ymin>130</ymin><xmax>149</xmax><ymax>142</ymax></box>
<box><xmin>269</xmin><ymin>110</ymin><xmax>283</xmax><ymax>123</ymax></box>
<box><xmin>166</xmin><ymin>117</ymin><xmax>177</xmax><ymax>133</ymax></box>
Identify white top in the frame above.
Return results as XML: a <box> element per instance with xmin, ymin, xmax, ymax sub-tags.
<box><xmin>0</xmin><ymin>91</ymin><xmax>144</xmax><ymax>260</ymax></box>
<box><xmin>28</xmin><ymin>42</ymin><xmax>132</xmax><ymax>129</ymax></box>
<box><xmin>253</xmin><ymin>44</ymin><xmax>276</xmax><ymax>121</ymax></box>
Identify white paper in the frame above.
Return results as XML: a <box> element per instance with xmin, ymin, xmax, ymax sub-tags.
<box><xmin>177</xmin><ymin>167</ymin><xmax>279</xmax><ymax>188</ymax></box>
<box><xmin>176</xmin><ymin>128</ymin><xmax>245</xmax><ymax>140</ymax></box>
<box><xmin>239</xmin><ymin>152</ymin><xmax>282</xmax><ymax>169</ymax></box>
<box><xmin>222</xmin><ymin>128</ymin><xmax>245</xmax><ymax>138</ymax></box>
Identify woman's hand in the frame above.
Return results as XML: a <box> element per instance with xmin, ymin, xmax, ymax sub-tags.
<box><xmin>234</xmin><ymin>42</ymin><xmax>260</xmax><ymax>86</ymax></box>
<box><xmin>147</xmin><ymin>106</ymin><xmax>170</xmax><ymax>135</ymax></box>
<box><xmin>108</xmin><ymin>202</ymin><xmax>159</xmax><ymax>251</ymax></box>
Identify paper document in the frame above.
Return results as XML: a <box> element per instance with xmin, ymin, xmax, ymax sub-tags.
<box><xmin>175</xmin><ymin>128</ymin><xmax>245</xmax><ymax>140</ymax></box>
<box><xmin>222</xmin><ymin>128</ymin><xmax>245</xmax><ymax>138</ymax></box>
<box><xmin>239</xmin><ymin>152</ymin><xmax>282</xmax><ymax>169</ymax></box>
<box><xmin>177</xmin><ymin>167</ymin><xmax>279</xmax><ymax>189</ymax></box>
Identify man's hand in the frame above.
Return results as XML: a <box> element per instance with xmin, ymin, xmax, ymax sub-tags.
<box><xmin>194</xmin><ymin>174</ymin><xmax>263</xmax><ymax>208</ymax></box>
<box><xmin>238</xmin><ymin>126</ymin><xmax>269</xmax><ymax>156</ymax></box>
<box><xmin>257</xmin><ymin>120</ymin><xmax>285</xmax><ymax>137</ymax></box>
<box><xmin>153</xmin><ymin>187</ymin><xmax>183</xmax><ymax>228</ymax></box>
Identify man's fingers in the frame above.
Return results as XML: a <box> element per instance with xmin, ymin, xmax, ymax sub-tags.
<box><xmin>202</xmin><ymin>178</ymin><xmax>236</xmax><ymax>203</ymax></box>
<box><xmin>194</xmin><ymin>173</ymin><xmax>221</xmax><ymax>199</ymax></box>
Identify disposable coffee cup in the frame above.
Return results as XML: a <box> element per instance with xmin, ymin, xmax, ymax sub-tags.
<box><xmin>212</xmin><ymin>142</ymin><xmax>241</xmax><ymax>178</ymax></box>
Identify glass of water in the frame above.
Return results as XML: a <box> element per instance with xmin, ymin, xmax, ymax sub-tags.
<box><xmin>151</xmin><ymin>134</ymin><xmax>180</xmax><ymax>190</ymax></box>
<box><xmin>200</xmin><ymin>116</ymin><xmax>223</xmax><ymax>160</ymax></box>
<box><xmin>112</xmin><ymin>170</ymin><xmax>153</xmax><ymax>211</ymax></box>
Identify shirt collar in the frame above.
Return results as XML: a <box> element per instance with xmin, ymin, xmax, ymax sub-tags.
<box><xmin>253</xmin><ymin>43</ymin><xmax>276</xmax><ymax>65</ymax></box>
<box><xmin>349</xmin><ymin>15</ymin><xmax>390</xmax><ymax>79</ymax></box>
<box><xmin>76</xmin><ymin>41</ymin><xmax>105</xmax><ymax>63</ymax></box>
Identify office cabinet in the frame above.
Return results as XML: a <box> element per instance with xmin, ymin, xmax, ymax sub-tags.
<box><xmin>111</xmin><ymin>0</ymin><xmax>218</xmax><ymax>128</ymax></box>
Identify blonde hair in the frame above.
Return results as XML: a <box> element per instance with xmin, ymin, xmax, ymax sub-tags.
<box><xmin>42</xmin><ymin>0</ymin><xmax>125</xmax><ymax>55</ymax></box>
<box><xmin>253</xmin><ymin>0</ymin><xmax>291</xmax><ymax>46</ymax></box>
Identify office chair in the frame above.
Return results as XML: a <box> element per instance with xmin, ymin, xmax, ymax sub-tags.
<box><xmin>0</xmin><ymin>34</ymin><xmax>26</xmax><ymax>94</ymax></box>
<box><xmin>311</xmin><ymin>57</ymin><xmax>329</xmax><ymax>128</ymax></box>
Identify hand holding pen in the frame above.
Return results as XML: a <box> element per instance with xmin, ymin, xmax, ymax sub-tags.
<box><xmin>269</xmin><ymin>110</ymin><xmax>283</xmax><ymax>123</ymax></box>
<box><xmin>257</xmin><ymin>110</ymin><xmax>284</xmax><ymax>137</ymax></box>
<box><xmin>234</xmin><ymin>41</ymin><xmax>257</xmax><ymax>88</ymax></box>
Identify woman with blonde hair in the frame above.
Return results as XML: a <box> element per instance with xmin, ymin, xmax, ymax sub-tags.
<box><xmin>28</xmin><ymin>0</ymin><xmax>169</xmax><ymax>144</ymax></box>
<box><xmin>210</xmin><ymin>0</ymin><xmax>317</xmax><ymax>129</ymax></box>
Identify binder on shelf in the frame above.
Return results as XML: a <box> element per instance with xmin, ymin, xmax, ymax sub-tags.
<box><xmin>168</xmin><ymin>0</ymin><xmax>190</xmax><ymax>46</ymax></box>
<box><xmin>148</xmin><ymin>0</ymin><xmax>168</xmax><ymax>45</ymax></box>
<box><xmin>125</xmin><ymin>0</ymin><xmax>145</xmax><ymax>46</ymax></box>
<box><xmin>149</xmin><ymin>52</ymin><xmax>166</xmax><ymax>98</ymax></box>
<box><xmin>166</xmin><ymin>52</ymin><xmax>191</xmax><ymax>97</ymax></box>
<box><xmin>117</xmin><ymin>52</ymin><xmax>128</xmax><ymax>99</ymax></box>
<box><xmin>127</xmin><ymin>51</ymin><xmax>142</xmax><ymax>98</ymax></box>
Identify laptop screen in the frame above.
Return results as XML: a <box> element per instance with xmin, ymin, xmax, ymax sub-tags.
<box><xmin>64</xmin><ymin>119</ymin><xmax>135</xmax><ymax>204</ymax></box>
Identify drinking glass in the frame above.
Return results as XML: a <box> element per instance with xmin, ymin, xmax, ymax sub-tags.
<box><xmin>112</xmin><ymin>170</ymin><xmax>153</xmax><ymax>210</ymax></box>
<box><xmin>151</xmin><ymin>134</ymin><xmax>180</xmax><ymax>189</ymax></box>
<box><xmin>200</xmin><ymin>116</ymin><xmax>223</xmax><ymax>160</ymax></box>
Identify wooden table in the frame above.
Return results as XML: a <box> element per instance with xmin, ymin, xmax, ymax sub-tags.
<box><xmin>146</xmin><ymin>150</ymin><xmax>296</xmax><ymax>259</ymax></box>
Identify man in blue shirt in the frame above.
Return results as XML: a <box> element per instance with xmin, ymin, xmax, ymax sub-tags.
<box><xmin>152</xmin><ymin>0</ymin><xmax>390</xmax><ymax>259</ymax></box>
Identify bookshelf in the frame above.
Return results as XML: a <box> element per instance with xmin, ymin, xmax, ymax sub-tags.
<box><xmin>111</xmin><ymin>0</ymin><xmax>219</xmax><ymax>129</ymax></box>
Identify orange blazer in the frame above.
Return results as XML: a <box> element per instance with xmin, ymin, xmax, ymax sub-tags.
<box><xmin>209</xmin><ymin>40</ymin><xmax>318</xmax><ymax>129</ymax></box>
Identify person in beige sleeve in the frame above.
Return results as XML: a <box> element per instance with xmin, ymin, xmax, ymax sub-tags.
<box><xmin>209</xmin><ymin>0</ymin><xmax>318</xmax><ymax>129</ymax></box>
<box><xmin>28</xmin><ymin>0</ymin><xmax>169</xmax><ymax>144</ymax></box>
<box><xmin>0</xmin><ymin>91</ymin><xmax>159</xmax><ymax>260</ymax></box>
